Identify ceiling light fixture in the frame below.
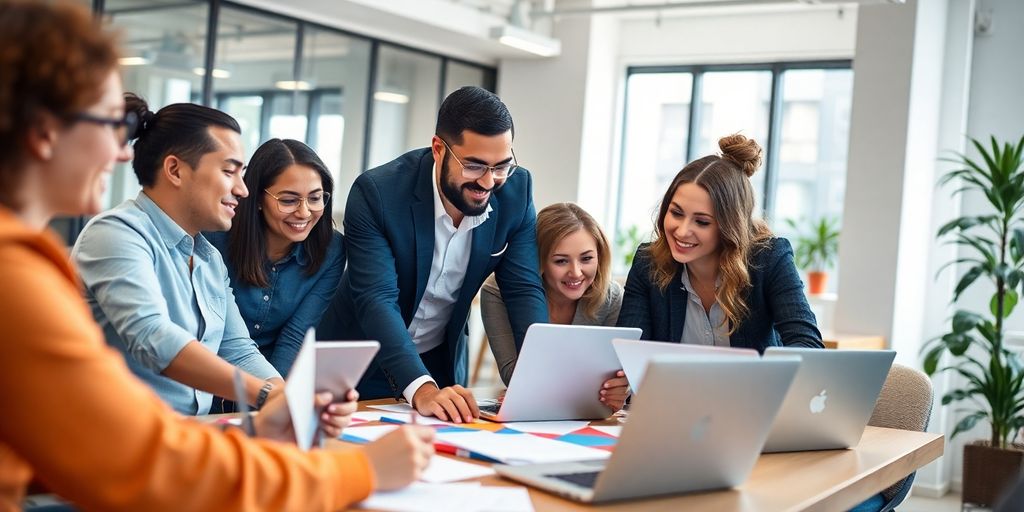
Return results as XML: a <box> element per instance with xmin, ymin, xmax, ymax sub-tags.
<box><xmin>119</xmin><ymin>56</ymin><xmax>152</xmax><ymax>66</ymax></box>
<box><xmin>192</xmin><ymin>67</ymin><xmax>232</xmax><ymax>79</ymax></box>
<box><xmin>275</xmin><ymin>80</ymin><xmax>314</xmax><ymax>91</ymax></box>
<box><xmin>373</xmin><ymin>91</ymin><xmax>410</xmax><ymax>104</ymax></box>
<box><xmin>490</xmin><ymin>25</ymin><xmax>561</xmax><ymax>57</ymax></box>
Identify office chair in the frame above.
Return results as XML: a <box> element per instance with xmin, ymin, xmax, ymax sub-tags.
<box><xmin>867</xmin><ymin>363</ymin><xmax>934</xmax><ymax>512</ymax></box>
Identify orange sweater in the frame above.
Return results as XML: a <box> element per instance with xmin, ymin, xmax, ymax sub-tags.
<box><xmin>0</xmin><ymin>208</ymin><xmax>373</xmax><ymax>512</ymax></box>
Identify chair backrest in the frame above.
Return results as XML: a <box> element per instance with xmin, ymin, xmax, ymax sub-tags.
<box><xmin>869</xmin><ymin>364</ymin><xmax>934</xmax><ymax>432</ymax></box>
<box><xmin>868</xmin><ymin>363</ymin><xmax>934</xmax><ymax>505</ymax></box>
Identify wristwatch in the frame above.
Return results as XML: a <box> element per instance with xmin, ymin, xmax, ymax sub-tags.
<box><xmin>255</xmin><ymin>381</ymin><xmax>274</xmax><ymax>410</ymax></box>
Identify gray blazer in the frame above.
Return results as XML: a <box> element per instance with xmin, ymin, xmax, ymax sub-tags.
<box><xmin>480</xmin><ymin>275</ymin><xmax>624</xmax><ymax>386</ymax></box>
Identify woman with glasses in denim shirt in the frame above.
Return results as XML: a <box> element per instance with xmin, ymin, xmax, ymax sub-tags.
<box><xmin>208</xmin><ymin>138</ymin><xmax>344</xmax><ymax>377</ymax></box>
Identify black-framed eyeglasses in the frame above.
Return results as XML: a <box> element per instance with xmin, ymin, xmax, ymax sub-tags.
<box><xmin>439</xmin><ymin>138</ymin><xmax>517</xmax><ymax>180</ymax></box>
<box><xmin>264</xmin><ymin>189</ymin><xmax>331</xmax><ymax>214</ymax></box>
<box><xmin>70</xmin><ymin>111</ymin><xmax>138</xmax><ymax>147</ymax></box>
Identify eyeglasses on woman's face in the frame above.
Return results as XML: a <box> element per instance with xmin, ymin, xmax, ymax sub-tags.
<box><xmin>263</xmin><ymin>189</ymin><xmax>331</xmax><ymax>214</ymax></box>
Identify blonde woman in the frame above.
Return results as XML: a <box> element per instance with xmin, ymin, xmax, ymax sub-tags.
<box><xmin>481</xmin><ymin>203</ymin><xmax>626</xmax><ymax>410</ymax></box>
<box><xmin>616</xmin><ymin>134</ymin><xmax>823</xmax><ymax>351</ymax></box>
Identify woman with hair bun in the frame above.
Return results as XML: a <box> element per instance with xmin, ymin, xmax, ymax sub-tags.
<box><xmin>616</xmin><ymin>134</ymin><xmax>824</xmax><ymax>352</ymax></box>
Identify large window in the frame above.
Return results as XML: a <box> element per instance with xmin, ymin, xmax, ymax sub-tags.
<box><xmin>618</xmin><ymin>73</ymin><xmax>692</xmax><ymax>240</ymax></box>
<box><xmin>772</xmin><ymin>68</ymin><xmax>852</xmax><ymax>231</ymax></box>
<box><xmin>617</xmin><ymin>62</ymin><xmax>852</xmax><ymax>291</ymax></box>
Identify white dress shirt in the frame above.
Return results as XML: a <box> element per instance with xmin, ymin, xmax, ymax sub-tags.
<box><xmin>402</xmin><ymin>162</ymin><xmax>492</xmax><ymax>404</ymax></box>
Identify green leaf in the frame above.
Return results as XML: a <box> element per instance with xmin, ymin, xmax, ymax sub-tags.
<box><xmin>1012</xmin><ymin>228</ymin><xmax>1024</xmax><ymax>264</ymax></box>
<box><xmin>952</xmin><ymin>311</ymin><xmax>985</xmax><ymax>334</ymax></box>
<box><xmin>951</xmin><ymin>411</ymin><xmax>988</xmax><ymax>440</ymax></box>
<box><xmin>1008</xmin><ymin>269</ymin><xmax>1023</xmax><ymax>291</ymax></box>
<box><xmin>923</xmin><ymin>343</ymin><xmax>945</xmax><ymax>376</ymax></box>
<box><xmin>938</xmin><ymin>216</ymin><xmax>990</xmax><ymax>237</ymax></box>
<box><xmin>992</xmin><ymin>290</ymin><xmax>1019</xmax><ymax>319</ymax></box>
<box><xmin>954</xmin><ymin>266</ymin><xmax>984</xmax><ymax>301</ymax></box>
<box><xmin>943</xmin><ymin>388</ymin><xmax>981</xmax><ymax>405</ymax></box>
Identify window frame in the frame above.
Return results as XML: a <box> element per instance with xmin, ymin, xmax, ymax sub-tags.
<box><xmin>617</xmin><ymin>60</ymin><xmax>852</xmax><ymax>230</ymax></box>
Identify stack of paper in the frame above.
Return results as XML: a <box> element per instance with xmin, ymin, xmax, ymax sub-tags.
<box><xmin>358</xmin><ymin>482</ymin><xmax>532</xmax><ymax>512</ymax></box>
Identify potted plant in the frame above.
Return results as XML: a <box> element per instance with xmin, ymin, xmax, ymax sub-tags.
<box><xmin>615</xmin><ymin>224</ymin><xmax>648</xmax><ymax>272</ymax></box>
<box><xmin>921</xmin><ymin>135</ymin><xmax>1024</xmax><ymax>508</ymax></box>
<box><xmin>784</xmin><ymin>216</ymin><xmax>840</xmax><ymax>294</ymax></box>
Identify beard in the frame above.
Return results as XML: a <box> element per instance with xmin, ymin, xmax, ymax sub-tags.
<box><xmin>440</xmin><ymin>153</ymin><xmax>500</xmax><ymax>217</ymax></box>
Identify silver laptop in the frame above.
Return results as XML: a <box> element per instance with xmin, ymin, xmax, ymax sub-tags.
<box><xmin>478</xmin><ymin>324</ymin><xmax>642</xmax><ymax>422</ymax></box>
<box><xmin>495</xmin><ymin>355</ymin><xmax>801</xmax><ymax>503</ymax></box>
<box><xmin>762</xmin><ymin>347</ymin><xmax>896</xmax><ymax>453</ymax></box>
<box><xmin>611</xmin><ymin>339</ymin><xmax>759</xmax><ymax>394</ymax></box>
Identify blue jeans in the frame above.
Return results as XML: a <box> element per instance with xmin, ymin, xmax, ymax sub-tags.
<box><xmin>848</xmin><ymin>492</ymin><xmax>886</xmax><ymax>512</ymax></box>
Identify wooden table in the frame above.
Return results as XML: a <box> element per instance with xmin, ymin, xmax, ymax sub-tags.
<box><xmin>346</xmin><ymin>398</ymin><xmax>943</xmax><ymax>512</ymax></box>
<box><xmin>823</xmin><ymin>333</ymin><xmax>887</xmax><ymax>350</ymax></box>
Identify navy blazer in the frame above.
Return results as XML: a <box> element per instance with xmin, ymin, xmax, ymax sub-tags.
<box><xmin>318</xmin><ymin>148</ymin><xmax>548</xmax><ymax>399</ymax></box>
<box><xmin>616</xmin><ymin>238</ymin><xmax>823</xmax><ymax>351</ymax></box>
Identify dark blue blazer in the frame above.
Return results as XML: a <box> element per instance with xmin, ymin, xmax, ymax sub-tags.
<box><xmin>616</xmin><ymin>238</ymin><xmax>823</xmax><ymax>351</ymax></box>
<box><xmin>318</xmin><ymin>148</ymin><xmax>548</xmax><ymax>399</ymax></box>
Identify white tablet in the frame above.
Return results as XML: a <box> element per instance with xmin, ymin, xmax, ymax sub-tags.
<box><xmin>314</xmin><ymin>341</ymin><xmax>380</xmax><ymax>400</ymax></box>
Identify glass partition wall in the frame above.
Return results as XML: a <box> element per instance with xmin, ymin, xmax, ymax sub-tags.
<box><xmin>69</xmin><ymin>0</ymin><xmax>496</xmax><ymax>233</ymax></box>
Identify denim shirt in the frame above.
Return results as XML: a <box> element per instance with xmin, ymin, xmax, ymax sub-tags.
<box><xmin>72</xmin><ymin>192</ymin><xmax>279</xmax><ymax>415</ymax></box>
<box><xmin>207</xmin><ymin>230</ymin><xmax>345</xmax><ymax>377</ymax></box>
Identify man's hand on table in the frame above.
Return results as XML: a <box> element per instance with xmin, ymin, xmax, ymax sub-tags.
<box><xmin>412</xmin><ymin>383</ymin><xmax>479</xmax><ymax>423</ymax></box>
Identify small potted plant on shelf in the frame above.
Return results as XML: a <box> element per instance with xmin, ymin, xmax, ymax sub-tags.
<box><xmin>784</xmin><ymin>216</ymin><xmax>840</xmax><ymax>295</ymax></box>
<box><xmin>921</xmin><ymin>135</ymin><xmax>1024</xmax><ymax>509</ymax></box>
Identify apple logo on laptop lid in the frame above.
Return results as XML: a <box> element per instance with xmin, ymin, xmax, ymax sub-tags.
<box><xmin>809</xmin><ymin>389</ymin><xmax>828</xmax><ymax>414</ymax></box>
<box><xmin>690</xmin><ymin>414</ymin><xmax>712</xmax><ymax>442</ymax></box>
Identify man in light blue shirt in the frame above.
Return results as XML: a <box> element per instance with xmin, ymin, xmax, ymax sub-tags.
<box><xmin>73</xmin><ymin>96</ymin><xmax>282</xmax><ymax>415</ymax></box>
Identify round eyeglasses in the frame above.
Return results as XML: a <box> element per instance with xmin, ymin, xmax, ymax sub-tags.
<box><xmin>264</xmin><ymin>189</ymin><xmax>331</xmax><ymax>214</ymax></box>
<box><xmin>439</xmin><ymin>137</ymin><xmax>517</xmax><ymax>180</ymax></box>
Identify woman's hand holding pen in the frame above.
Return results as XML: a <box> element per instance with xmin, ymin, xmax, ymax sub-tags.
<box><xmin>363</xmin><ymin>423</ymin><xmax>435</xmax><ymax>490</ymax></box>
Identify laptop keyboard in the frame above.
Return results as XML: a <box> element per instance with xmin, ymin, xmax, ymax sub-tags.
<box><xmin>546</xmin><ymin>471</ymin><xmax>600</xmax><ymax>489</ymax></box>
<box><xmin>477</xmin><ymin>402</ymin><xmax>500</xmax><ymax>414</ymax></box>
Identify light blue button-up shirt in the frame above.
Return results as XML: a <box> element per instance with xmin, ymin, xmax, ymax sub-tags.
<box><xmin>72</xmin><ymin>192</ymin><xmax>280</xmax><ymax>415</ymax></box>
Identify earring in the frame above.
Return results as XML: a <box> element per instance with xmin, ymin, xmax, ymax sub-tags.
<box><xmin>258</xmin><ymin>206</ymin><xmax>262</xmax><ymax>210</ymax></box>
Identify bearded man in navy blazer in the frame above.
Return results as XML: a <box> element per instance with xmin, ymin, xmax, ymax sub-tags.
<box><xmin>319</xmin><ymin>86</ymin><xmax>548</xmax><ymax>422</ymax></box>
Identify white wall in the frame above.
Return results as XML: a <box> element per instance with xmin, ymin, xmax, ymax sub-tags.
<box><xmin>618</xmin><ymin>7</ymin><xmax>857</xmax><ymax>65</ymax></box>
<box><xmin>498</xmin><ymin>15</ymin><xmax>594</xmax><ymax>212</ymax></box>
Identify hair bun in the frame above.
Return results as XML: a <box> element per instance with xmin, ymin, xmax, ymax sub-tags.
<box><xmin>718</xmin><ymin>133</ymin><xmax>762</xmax><ymax>178</ymax></box>
<box><xmin>124</xmin><ymin>92</ymin><xmax>153</xmax><ymax>140</ymax></box>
